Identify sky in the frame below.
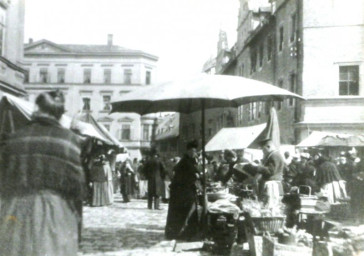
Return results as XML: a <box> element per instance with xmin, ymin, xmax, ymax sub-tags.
<box><xmin>24</xmin><ymin>0</ymin><xmax>239</xmax><ymax>83</ymax></box>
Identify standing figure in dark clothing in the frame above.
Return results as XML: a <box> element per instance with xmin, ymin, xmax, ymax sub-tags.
<box><xmin>118</xmin><ymin>159</ymin><xmax>135</xmax><ymax>203</ymax></box>
<box><xmin>143</xmin><ymin>149</ymin><xmax>166</xmax><ymax>210</ymax></box>
<box><xmin>165</xmin><ymin>140</ymin><xmax>200</xmax><ymax>240</ymax></box>
<box><xmin>315</xmin><ymin>153</ymin><xmax>347</xmax><ymax>204</ymax></box>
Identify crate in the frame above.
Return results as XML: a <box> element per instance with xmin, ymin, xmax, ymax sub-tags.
<box><xmin>247</xmin><ymin>235</ymin><xmax>263</xmax><ymax>256</ymax></box>
<box><xmin>245</xmin><ymin>213</ymin><xmax>286</xmax><ymax>235</ymax></box>
<box><xmin>263</xmin><ymin>235</ymin><xmax>312</xmax><ymax>256</ymax></box>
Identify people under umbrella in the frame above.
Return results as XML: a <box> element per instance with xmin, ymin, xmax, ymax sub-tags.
<box><xmin>2</xmin><ymin>89</ymin><xmax>362</xmax><ymax>255</ymax></box>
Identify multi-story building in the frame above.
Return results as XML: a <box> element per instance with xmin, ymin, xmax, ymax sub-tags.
<box><xmin>0</xmin><ymin>0</ymin><xmax>26</xmax><ymax>97</ymax></box>
<box><xmin>23</xmin><ymin>35</ymin><xmax>159</xmax><ymax>159</ymax></box>
<box><xmin>191</xmin><ymin>0</ymin><xmax>364</xmax><ymax>152</ymax></box>
<box><xmin>232</xmin><ymin>0</ymin><xmax>364</xmax><ymax>142</ymax></box>
<box><xmin>155</xmin><ymin>113</ymin><xmax>180</xmax><ymax>159</ymax></box>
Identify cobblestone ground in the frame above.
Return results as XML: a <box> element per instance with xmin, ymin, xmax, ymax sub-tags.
<box><xmin>78</xmin><ymin>194</ymin><xmax>247</xmax><ymax>256</ymax></box>
<box><xmin>78</xmin><ymin>195</ymin><xmax>204</xmax><ymax>256</ymax></box>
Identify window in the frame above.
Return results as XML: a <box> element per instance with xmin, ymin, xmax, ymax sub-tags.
<box><xmin>267</xmin><ymin>35</ymin><xmax>273</xmax><ymax>61</ymax></box>
<box><xmin>124</xmin><ymin>69</ymin><xmax>132</xmax><ymax>84</ymax></box>
<box><xmin>257</xmin><ymin>102</ymin><xmax>264</xmax><ymax>118</ymax></box>
<box><xmin>249</xmin><ymin>102</ymin><xmax>256</xmax><ymax>121</ymax></box>
<box><xmin>339</xmin><ymin>66</ymin><xmax>359</xmax><ymax>96</ymax></box>
<box><xmin>259</xmin><ymin>44</ymin><xmax>264</xmax><ymax>67</ymax></box>
<box><xmin>276</xmin><ymin>80</ymin><xmax>283</xmax><ymax>110</ymax></box>
<box><xmin>238</xmin><ymin>105</ymin><xmax>244</xmax><ymax>124</ymax></box>
<box><xmin>142</xmin><ymin>124</ymin><xmax>151</xmax><ymax>141</ymax></box>
<box><xmin>279</xmin><ymin>26</ymin><xmax>284</xmax><ymax>52</ymax></box>
<box><xmin>83</xmin><ymin>69</ymin><xmax>91</xmax><ymax>84</ymax></box>
<box><xmin>24</xmin><ymin>69</ymin><xmax>29</xmax><ymax>83</ymax></box>
<box><xmin>82</xmin><ymin>97</ymin><xmax>91</xmax><ymax>111</ymax></box>
<box><xmin>250</xmin><ymin>49</ymin><xmax>257</xmax><ymax>74</ymax></box>
<box><xmin>290</xmin><ymin>13</ymin><xmax>297</xmax><ymax>42</ymax></box>
<box><xmin>104</xmin><ymin>69</ymin><xmax>111</xmax><ymax>84</ymax></box>
<box><xmin>208</xmin><ymin>128</ymin><xmax>212</xmax><ymax>137</ymax></box>
<box><xmin>103</xmin><ymin>95</ymin><xmax>111</xmax><ymax>111</ymax></box>
<box><xmin>145</xmin><ymin>71</ymin><xmax>151</xmax><ymax>85</ymax></box>
<box><xmin>0</xmin><ymin>7</ymin><xmax>5</xmax><ymax>56</ymax></box>
<box><xmin>57</xmin><ymin>68</ymin><xmax>65</xmax><ymax>83</ymax></box>
<box><xmin>121</xmin><ymin>124</ymin><xmax>131</xmax><ymax>140</ymax></box>
<box><xmin>39</xmin><ymin>68</ymin><xmax>48</xmax><ymax>83</ymax></box>
<box><xmin>289</xmin><ymin>74</ymin><xmax>296</xmax><ymax>106</ymax></box>
<box><xmin>240</xmin><ymin>63</ymin><xmax>244</xmax><ymax>76</ymax></box>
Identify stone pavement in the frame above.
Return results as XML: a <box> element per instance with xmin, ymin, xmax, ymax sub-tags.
<box><xmin>78</xmin><ymin>194</ymin><xmax>248</xmax><ymax>256</ymax></box>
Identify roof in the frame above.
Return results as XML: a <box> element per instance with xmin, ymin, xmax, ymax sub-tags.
<box><xmin>24</xmin><ymin>39</ymin><xmax>158</xmax><ymax>60</ymax></box>
<box><xmin>155</xmin><ymin>113</ymin><xmax>179</xmax><ymax>141</ymax></box>
<box><xmin>205</xmin><ymin>123</ymin><xmax>266</xmax><ymax>152</ymax></box>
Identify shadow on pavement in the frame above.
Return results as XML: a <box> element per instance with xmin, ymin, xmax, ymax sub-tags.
<box><xmin>125</xmin><ymin>223</ymin><xmax>165</xmax><ymax>231</ymax></box>
<box><xmin>80</xmin><ymin>227</ymin><xmax>165</xmax><ymax>253</ymax></box>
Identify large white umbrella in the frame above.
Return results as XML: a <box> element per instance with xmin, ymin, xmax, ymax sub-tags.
<box><xmin>111</xmin><ymin>74</ymin><xmax>304</xmax><ymax>114</ymax></box>
<box><xmin>111</xmin><ymin>73</ymin><xmax>304</xmax><ymax>233</ymax></box>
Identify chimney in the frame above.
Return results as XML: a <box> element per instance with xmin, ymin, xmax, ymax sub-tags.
<box><xmin>29</xmin><ymin>38</ymin><xmax>33</xmax><ymax>44</ymax></box>
<box><xmin>107</xmin><ymin>34</ymin><xmax>113</xmax><ymax>46</ymax></box>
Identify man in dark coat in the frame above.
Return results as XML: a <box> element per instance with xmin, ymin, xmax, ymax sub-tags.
<box><xmin>250</xmin><ymin>139</ymin><xmax>285</xmax><ymax>207</ymax></box>
<box><xmin>143</xmin><ymin>148</ymin><xmax>166</xmax><ymax>210</ymax></box>
<box><xmin>165</xmin><ymin>140</ymin><xmax>200</xmax><ymax>240</ymax></box>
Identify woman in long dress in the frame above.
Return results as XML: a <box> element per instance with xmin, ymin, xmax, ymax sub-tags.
<box><xmin>91</xmin><ymin>155</ymin><xmax>113</xmax><ymax>206</ymax></box>
<box><xmin>0</xmin><ymin>91</ymin><xmax>85</xmax><ymax>256</ymax></box>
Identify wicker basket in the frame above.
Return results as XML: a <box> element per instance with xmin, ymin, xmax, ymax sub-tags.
<box><xmin>245</xmin><ymin>213</ymin><xmax>286</xmax><ymax>235</ymax></box>
<box><xmin>263</xmin><ymin>235</ymin><xmax>312</xmax><ymax>256</ymax></box>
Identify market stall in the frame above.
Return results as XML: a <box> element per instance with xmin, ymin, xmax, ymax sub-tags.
<box><xmin>0</xmin><ymin>93</ymin><xmax>124</xmax><ymax>150</ymax></box>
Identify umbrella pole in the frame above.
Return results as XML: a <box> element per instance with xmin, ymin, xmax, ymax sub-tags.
<box><xmin>201</xmin><ymin>99</ymin><xmax>207</xmax><ymax>238</ymax></box>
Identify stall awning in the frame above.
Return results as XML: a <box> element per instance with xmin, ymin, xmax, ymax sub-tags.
<box><xmin>205</xmin><ymin>123</ymin><xmax>266</xmax><ymax>152</ymax></box>
<box><xmin>0</xmin><ymin>93</ymin><xmax>123</xmax><ymax>147</ymax></box>
<box><xmin>297</xmin><ymin>131</ymin><xmax>364</xmax><ymax>147</ymax></box>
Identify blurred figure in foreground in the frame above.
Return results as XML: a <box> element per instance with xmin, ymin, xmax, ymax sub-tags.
<box><xmin>0</xmin><ymin>91</ymin><xmax>85</xmax><ymax>255</ymax></box>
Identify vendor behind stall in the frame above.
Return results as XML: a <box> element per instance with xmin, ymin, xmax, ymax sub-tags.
<box><xmin>249</xmin><ymin>139</ymin><xmax>285</xmax><ymax>208</ymax></box>
<box><xmin>215</xmin><ymin>149</ymin><xmax>252</xmax><ymax>185</ymax></box>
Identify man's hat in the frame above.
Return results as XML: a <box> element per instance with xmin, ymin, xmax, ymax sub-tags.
<box><xmin>186</xmin><ymin>139</ymin><xmax>198</xmax><ymax>150</ymax></box>
<box><xmin>224</xmin><ymin>149</ymin><xmax>237</xmax><ymax>160</ymax></box>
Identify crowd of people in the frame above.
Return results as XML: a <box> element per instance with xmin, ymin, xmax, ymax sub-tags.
<box><xmin>0</xmin><ymin>89</ymin><xmax>363</xmax><ymax>255</ymax></box>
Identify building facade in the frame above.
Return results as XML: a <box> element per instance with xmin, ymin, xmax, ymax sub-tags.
<box><xmin>23</xmin><ymin>35</ymin><xmax>159</xmax><ymax>159</ymax></box>
<box><xmin>296</xmin><ymin>0</ymin><xmax>364</xmax><ymax>140</ymax></box>
<box><xmin>0</xmin><ymin>0</ymin><xmax>26</xmax><ymax>97</ymax></box>
<box><xmin>195</xmin><ymin>0</ymin><xmax>364</xmax><ymax>151</ymax></box>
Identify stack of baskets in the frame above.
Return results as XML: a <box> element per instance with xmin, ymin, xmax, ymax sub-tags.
<box><xmin>298</xmin><ymin>186</ymin><xmax>318</xmax><ymax>211</ymax></box>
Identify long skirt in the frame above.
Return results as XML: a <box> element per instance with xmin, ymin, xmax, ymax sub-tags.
<box><xmin>92</xmin><ymin>181</ymin><xmax>113</xmax><ymax>206</ymax></box>
<box><xmin>0</xmin><ymin>191</ymin><xmax>79</xmax><ymax>256</ymax></box>
<box><xmin>320</xmin><ymin>180</ymin><xmax>347</xmax><ymax>204</ymax></box>
<box><xmin>165</xmin><ymin>185</ymin><xmax>199</xmax><ymax>240</ymax></box>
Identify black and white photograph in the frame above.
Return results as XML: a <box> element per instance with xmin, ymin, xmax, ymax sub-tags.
<box><xmin>0</xmin><ymin>0</ymin><xmax>363</xmax><ymax>255</ymax></box>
